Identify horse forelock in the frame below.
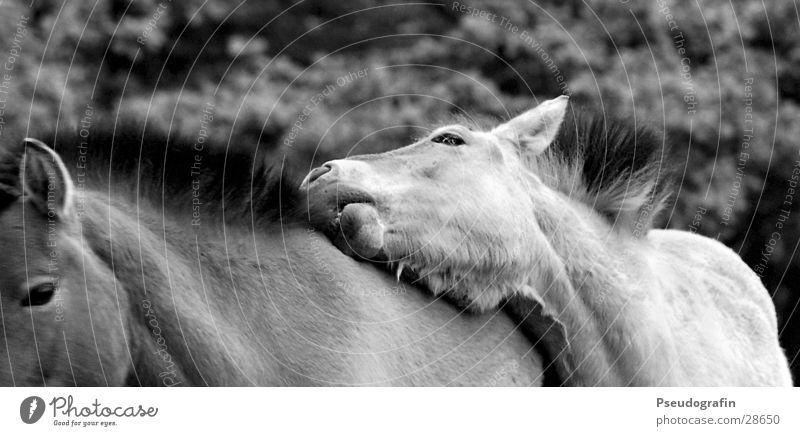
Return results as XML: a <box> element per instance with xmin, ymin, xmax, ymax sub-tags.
<box><xmin>532</xmin><ymin>110</ymin><xmax>674</xmax><ymax>233</ymax></box>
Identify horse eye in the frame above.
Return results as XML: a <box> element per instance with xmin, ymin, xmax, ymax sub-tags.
<box><xmin>21</xmin><ymin>282</ymin><xmax>57</xmax><ymax>307</ymax></box>
<box><xmin>431</xmin><ymin>133</ymin><xmax>465</xmax><ymax>146</ymax></box>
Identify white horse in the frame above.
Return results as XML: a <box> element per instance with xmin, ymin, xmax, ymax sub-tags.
<box><xmin>302</xmin><ymin>96</ymin><xmax>793</xmax><ymax>386</ymax></box>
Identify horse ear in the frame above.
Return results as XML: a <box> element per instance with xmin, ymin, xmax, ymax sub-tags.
<box><xmin>20</xmin><ymin>138</ymin><xmax>74</xmax><ymax>217</ymax></box>
<box><xmin>492</xmin><ymin>95</ymin><xmax>569</xmax><ymax>155</ymax></box>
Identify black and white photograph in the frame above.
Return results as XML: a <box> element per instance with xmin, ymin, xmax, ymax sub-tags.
<box><xmin>0</xmin><ymin>0</ymin><xmax>798</xmax><ymax>434</ymax></box>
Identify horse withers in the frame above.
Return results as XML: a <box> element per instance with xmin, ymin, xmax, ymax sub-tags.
<box><xmin>0</xmin><ymin>130</ymin><xmax>545</xmax><ymax>386</ymax></box>
<box><xmin>303</xmin><ymin>96</ymin><xmax>793</xmax><ymax>386</ymax></box>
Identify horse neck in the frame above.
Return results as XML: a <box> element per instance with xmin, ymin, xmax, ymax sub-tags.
<box><xmin>522</xmin><ymin>184</ymin><xmax>656</xmax><ymax>386</ymax></box>
<box><xmin>79</xmin><ymin>193</ymin><xmax>219</xmax><ymax>386</ymax></box>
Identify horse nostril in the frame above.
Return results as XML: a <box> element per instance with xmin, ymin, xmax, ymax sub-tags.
<box><xmin>307</xmin><ymin>164</ymin><xmax>333</xmax><ymax>184</ymax></box>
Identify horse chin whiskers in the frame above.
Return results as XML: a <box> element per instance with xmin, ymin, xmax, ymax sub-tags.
<box><xmin>385</xmin><ymin>248</ymin><xmax>507</xmax><ymax>312</ymax></box>
<box><xmin>387</xmin><ymin>258</ymin><xmax>421</xmax><ymax>285</ymax></box>
<box><xmin>395</xmin><ymin>263</ymin><xmax>405</xmax><ymax>282</ymax></box>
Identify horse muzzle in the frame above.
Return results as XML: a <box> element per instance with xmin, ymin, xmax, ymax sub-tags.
<box><xmin>301</xmin><ymin>161</ymin><xmax>386</xmax><ymax>260</ymax></box>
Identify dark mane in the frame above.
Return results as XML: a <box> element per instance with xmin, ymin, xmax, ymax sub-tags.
<box><xmin>1</xmin><ymin>108</ymin><xmax>672</xmax><ymax>233</ymax></box>
<box><xmin>541</xmin><ymin>108</ymin><xmax>674</xmax><ymax>233</ymax></box>
<box><xmin>0</xmin><ymin>121</ymin><xmax>302</xmax><ymax>227</ymax></box>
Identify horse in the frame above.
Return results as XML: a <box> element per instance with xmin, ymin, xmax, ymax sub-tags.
<box><xmin>0</xmin><ymin>125</ymin><xmax>547</xmax><ymax>386</ymax></box>
<box><xmin>302</xmin><ymin>96</ymin><xmax>793</xmax><ymax>386</ymax></box>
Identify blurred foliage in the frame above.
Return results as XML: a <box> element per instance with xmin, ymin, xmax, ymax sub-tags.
<box><xmin>1</xmin><ymin>0</ymin><xmax>799</xmax><ymax>379</ymax></box>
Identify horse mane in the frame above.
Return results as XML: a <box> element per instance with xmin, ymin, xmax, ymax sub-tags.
<box><xmin>1</xmin><ymin>107</ymin><xmax>672</xmax><ymax>233</ymax></box>
<box><xmin>0</xmin><ymin>121</ymin><xmax>302</xmax><ymax>227</ymax></box>
<box><xmin>535</xmin><ymin>109</ymin><xmax>674</xmax><ymax>233</ymax></box>
<box><xmin>443</xmin><ymin>106</ymin><xmax>673</xmax><ymax>233</ymax></box>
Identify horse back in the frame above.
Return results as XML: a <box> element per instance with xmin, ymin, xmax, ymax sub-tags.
<box><xmin>247</xmin><ymin>226</ymin><xmax>546</xmax><ymax>386</ymax></box>
<box><xmin>647</xmin><ymin>229</ymin><xmax>792</xmax><ymax>385</ymax></box>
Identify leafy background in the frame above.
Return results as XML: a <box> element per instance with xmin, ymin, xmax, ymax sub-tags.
<box><xmin>1</xmin><ymin>0</ymin><xmax>799</xmax><ymax>383</ymax></box>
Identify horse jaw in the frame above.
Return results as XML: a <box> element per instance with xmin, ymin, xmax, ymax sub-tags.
<box><xmin>381</xmin><ymin>230</ymin><xmax>543</xmax><ymax>313</ymax></box>
<box><xmin>331</xmin><ymin>202</ymin><xmax>385</xmax><ymax>259</ymax></box>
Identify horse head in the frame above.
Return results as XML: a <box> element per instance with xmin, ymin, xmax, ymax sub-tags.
<box><xmin>0</xmin><ymin>138</ymin><xmax>131</xmax><ymax>386</ymax></box>
<box><xmin>302</xmin><ymin>96</ymin><xmax>570</xmax><ymax>311</ymax></box>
